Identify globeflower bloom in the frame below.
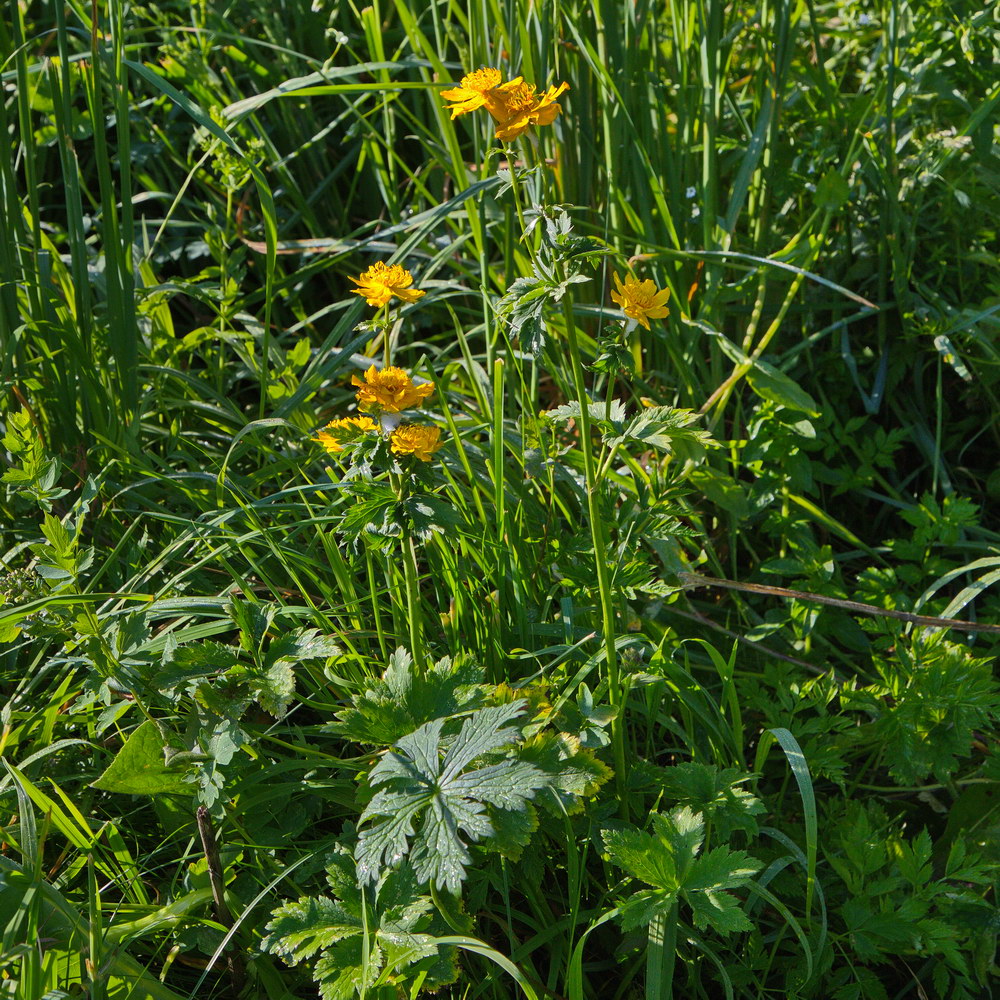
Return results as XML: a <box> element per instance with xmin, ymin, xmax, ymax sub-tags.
<box><xmin>487</xmin><ymin>80</ymin><xmax>569</xmax><ymax>141</ymax></box>
<box><xmin>390</xmin><ymin>424</ymin><xmax>443</xmax><ymax>462</ymax></box>
<box><xmin>440</xmin><ymin>67</ymin><xmax>505</xmax><ymax>118</ymax></box>
<box><xmin>314</xmin><ymin>416</ymin><xmax>378</xmax><ymax>453</ymax></box>
<box><xmin>610</xmin><ymin>273</ymin><xmax>671</xmax><ymax>330</ymax></box>
<box><xmin>349</xmin><ymin>262</ymin><xmax>425</xmax><ymax>307</ymax></box>
<box><xmin>352</xmin><ymin>365</ymin><xmax>435</xmax><ymax>414</ymax></box>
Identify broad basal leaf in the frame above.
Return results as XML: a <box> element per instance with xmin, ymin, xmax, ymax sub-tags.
<box><xmin>90</xmin><ymin>720</ymin><xmax>191</xmax><ymax>795</ymax></box>
<box><xmin>357</xmin><ymin>702</ymin><xmax>550</xmax><ymax>890</ymax></box>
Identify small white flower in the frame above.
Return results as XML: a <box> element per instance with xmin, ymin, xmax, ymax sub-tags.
<box><xmin>858</xmin><ymin>12</ymin><xmax>872</xmax><ymax>25</ymax></box>
<box><xmin>691</xmin><ymin>206</ymin><xmax>701</xmax><ymax>219</ymax></box>
<box><xmin>685</xmin><ymin>186</ymin><xmax>697</xmax><ymax>199</ymax></box>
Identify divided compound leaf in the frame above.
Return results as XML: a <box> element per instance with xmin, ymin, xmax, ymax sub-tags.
<box><xmin>605</xmin><ymin>807</ymin><xmax>761</xmax><ymax>939</ymax></box>
<box><xmin>265</xmin><ymin>847</ymin><xmax>462</xmax><ymax>1000</ymax></box>
<box><xmin>329</xmin><ymin>651</ymin><xmax>486</xmax><ymax>747</ymax></box>
<box><xmin>356</xmin><ymin>702</ymin><xmax>549</xmax><ymax>890</ymax></box>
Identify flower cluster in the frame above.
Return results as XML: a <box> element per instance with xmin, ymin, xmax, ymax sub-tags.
<box><xmin>315</xmin><ymin>365</ymin><xmax>442</xmax><ymax>464</ymax></box>
<box><xmin>441</xmin><ymin>66</ymin><xmax>569</xmax><ymax>142</ymax></box>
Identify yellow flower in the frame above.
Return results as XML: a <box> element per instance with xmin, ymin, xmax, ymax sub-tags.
<box><xmin>348</xmin><ymin>262</ymin><xmax>425</xmax><ymax>308</ymax></box>
<box><xmin>610</xmin><ymin>273</ymin><xmax>671</xmax><ymax>330</ymax></box>
<box><xmin>314</xmin><ymin>415</ymin><xmax>378</xmax><ymax>453</ymax></box>
<box><xmin>390</xmin><ymin>424</ymin><xmax>443</xmax><ymax>462</ymax></box>
<box><xmin>352</xmin><ymin>365</ymin><xmax>435</xmax><ymax>414</ymax></box>
<box><xmin>440</xmin><ymin>67</ymin><xmax>505</xmax><ymax>118</ymax></box>
<box><xmin>487</xmin><ymin>80</ymin><xmax>569</xmax><ymax>142</ymax></box>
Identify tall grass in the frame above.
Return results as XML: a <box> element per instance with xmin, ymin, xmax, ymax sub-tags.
<box><xmin>3</xmin><ymin>1</ymin><xmax>1000</xmax><ymax>998</ymax></box>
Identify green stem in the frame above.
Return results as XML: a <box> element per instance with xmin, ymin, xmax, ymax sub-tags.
<box><xmin>492</xmin><ymin>358</ymin><xmax>507</xmax><ymax>638</ymax></box>
<box><xmin>391</xmin><ymin>472</ymin><xmax>425</xmax><ymax>674</ymax></box>
<box><xmin>560</xmin><ymin>296</ymin><xmax>627</xmax><ymax>811</ymax></box>
<box><xmin>403</xmin><ymin>532</ymin><xmax>425</xmax><ymax>675</ymax></box>
<box><xmin>381</xmin><ymin>303</ymin><xmax>392</xmax><ymax>368</ymax></box>
<box><xmin>503</xmin><ymin>146</ymin><xmax>542</xmax><ymax>273</ymax></box>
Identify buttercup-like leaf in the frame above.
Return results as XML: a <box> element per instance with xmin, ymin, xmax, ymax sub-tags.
<box><xmin>357</xmin><ymin>701</ymin><xmax>550</xmax><ymax>890</ymax></box>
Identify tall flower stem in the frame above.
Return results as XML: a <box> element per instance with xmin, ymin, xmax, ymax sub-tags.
<box><xmin>505</xmin><ymin>137</ymin><xmax>626</xmax><ymax>806</ymax></box>
<box><xmin>390</xmin><ymin>470</ymin><xmax>425</xmax><ymax>674</ymax></box>
<box><xmin>502</xmin><ymin>145</ymin><xmax>542</xmax><ymax>273</ymax></box>
<box><xmin>560</xmin><ymin>295</ymin><xmax>627</xmax><ymax>810</ymax></box>
<box><xmin>403</xmin><ymin>532</ymin><xmax>425</xmax><ymax>675</ymax></box>
<box><xmin>380</xmin><ymin>303</ymin><xmax>392</xmax><ymax>368</ymax></box>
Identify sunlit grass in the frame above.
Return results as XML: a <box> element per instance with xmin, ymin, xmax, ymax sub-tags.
<box><xmin>2</xmin><ymin>1</ymin><xmax>1000</xmax><ymax>998</ymax></box>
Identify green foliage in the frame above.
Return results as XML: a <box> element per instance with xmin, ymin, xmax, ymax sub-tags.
<box><xmin>822</xmin><ymin>801</ymin><xmax>998</xmax><ymax>999</ymax></box>
<box><xmin>91</xmin><ymin>720</ymin><xmax>191</xmax><ymax>795</ymax></box>
<box><xmin>329</xmin><ymin>649</ymin><xmax>487</xmax><ymax>747</ymax></box>
<box><xmin>264</xmin><ymin>846</ymin><xmax>463</xmax><ymax>1000</ymax></box>
<box><xmin>357</xmin><ymin>701</ymin><xmax>549</xmax><ymax>890</ymax></box>
<box><xmin>1</xmin><ymin>408</ymin><xmax>68</xmax><ymax>512</ymax></box>
<box><xmin>604</xmin><ymin>807</ymin><xmax>761</xmax><ymax>936</ymax></box>
<box><xmin>3</xmin><ymin>1</ymin><xmax>1000</xmax><ymax>998</ymax></box>
<box><xmin>852</xmin><ymin>637</ymin><xmax>1000</xmax><ymax>784</ymax></box>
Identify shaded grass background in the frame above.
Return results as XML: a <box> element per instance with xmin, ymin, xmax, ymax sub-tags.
<box><xmin>2</xmin><ymin>0</ymin><xmax>1000</xmax><ymax>998</ymax></box>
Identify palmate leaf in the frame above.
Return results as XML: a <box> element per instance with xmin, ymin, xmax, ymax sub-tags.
<box><xmin>264</xmin><ymin>896</ymin><xmax>362</xmax><ymax>963</ymax></box>
<box><xmin>687</xmin><ymin>889</ymin><xmax>755</xmax><ymax>935</ymax></box>
<box><xmin>357</xmin><ymin>702</ymin><xmax>550</xmax><ymax>890</ymax></box>
<box><xmin>525</xmin><ymin>734</ymin><xmax>613</xmax><ymax>812</ymax></box>
<box><xmin>603</xmin><ymin>827</ymin><xmax>678</xmax><ymax>891</ymax></box>
<box><xmin>604</xmin><ymin>806</ymin><xmax>761</xmax><ymax>939</ymax></box>
<box><xmin>265</xmin><ymin>849</ymin><xmax>464</xmax><ymax>1000</ymax></box>
<box><xmin>330</xmin><ymin>650</ymin><xmax>486</xmax><ymax>747</ymax></box>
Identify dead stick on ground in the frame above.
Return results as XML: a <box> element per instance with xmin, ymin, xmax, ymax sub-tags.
<box><xmin>196</xmin><ymin>806</ymin><xmax>246</xmax><ymax>996</ymax></box>
<box><xmin>679</xmin><ymin>572</ymin><xmax>1000</xmax><ymax>634</ymax></box>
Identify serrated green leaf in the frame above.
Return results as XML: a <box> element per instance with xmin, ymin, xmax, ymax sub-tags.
<box><xmin>333</xmin><ymin>651</ymin><xmax>486</xmax><ymax>747</ymax></box>
<box><xmin>603</xmin><ymin>827</ymin><xmax>678</xmax><ymax>890</ymax></box>
<box><xmin>155</xmin><ymin>641</ymin><xmax>239</xmax><ymax>695</ymax></box>
<box><xmin>263</xmin><ymin>896</ymin><xmax>362</xmax><ymax>963</ymax></box>
<box><xmin>486</xmin><ymin>803</ymin><xmax>538</xmax><ymax>860</ymax></box>
<box><xmin>519</xmin><ymin>731</ymin><xmax>612</xmax><ymax>813</ymax></box>
<box><xmin>357</xmin><ymin>702</ymin><xmax>549</xmax><ymax>890</ymax></box>
<box><xmin>226</xmin><ymin>596</ymin><xmax>273</xmax><ymax>657</ymax></box>
<box><xmin>613</xmin><ymin>406</ymin><xmax>715</xmax><ymax>455</ymax></box>
<box><xmin>256</xmin><ymin>660</ymin><xmax>295</xmax><ymax>717</ymax></box>
<box><xmin>652</xmin><ymin>807</ymin><xmax>704</xmax><ymax>881</ymax></box>
<box><xmin>687</xmin><ymin>889</ymin><xmax>754</xmax><ymax>935</ymax></box>
<box><xmin>265</xmin><ymin>629</ymin><xmax>342</xmax><ymax>667</ymax></box>
<box><xmin>617</xmin><ymin>888</ymin><xmax>675</xmax><ymax>933</ymax></box>
<box><xmin>685</xmin><ymin>845</ymin><xmax>761</xmax><ymax>891</ymax></box>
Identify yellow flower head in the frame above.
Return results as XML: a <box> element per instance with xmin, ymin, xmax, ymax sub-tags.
<box><xmin>610</xmin><ymin>273</ymin><xmax>671</xmax><ymax>330</ymax></box>
<box><xmin>487</xmin><ymin>80</ymin><xmax>569</xmax><ymax>142</ymax></box>
<box><xmin>348</xmin><ymin>262</ymin><xmax>425</xmax><ymax>308</ymax></box>
<box><xmin>390</xmin><ymin>424</ymin><xmax>443</xmax><ymax>462</ymax></box>
<box><xmin>440</xmin><ymin>67</ymin><xmax>505</xmax><ymax>119</ymax></box>
<box><xmin>314</xmin><ymin>415</ymin><xmax>378</xmax><ymax>453</ymax></box>
<box><xmin>351</xmin><ymin>365</ymin><xmax>435</xmax><ymax>414</ymax></box>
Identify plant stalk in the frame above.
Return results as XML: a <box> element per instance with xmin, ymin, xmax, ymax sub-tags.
<box><xmin>560</xmin><ymin>297</ymin><xmax>627</xmax><ymax>810</ymax></box>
